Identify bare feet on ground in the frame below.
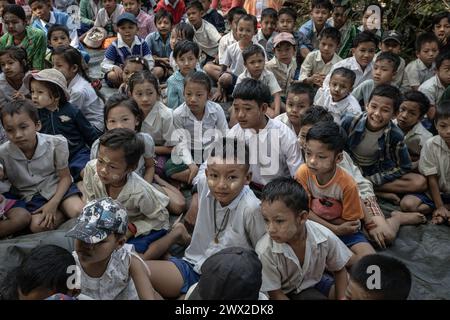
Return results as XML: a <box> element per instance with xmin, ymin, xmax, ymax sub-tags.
<box><xmin>376</xmin><ymin>192</ymin><xmax>401</xmax><ymax>205</ymax></box>
<box><xmin>391</xmin><ymin>210</ymin><xmax>427</xmax><ymax>225</ymax></box>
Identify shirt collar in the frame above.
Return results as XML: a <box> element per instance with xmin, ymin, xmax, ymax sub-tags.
<box><xmin>117</xmin><ymin>34</ymin><xmax>142</xmax><ymax>48</ymax></box>
<box><xmin>144</xmin><ymin>100</ymin><xmax>164</xmax><ymax>126</ymax></box>
<box><xmin>68</xmin><ymin>73</ymin><xmax>81</xmax><ymax>90</ymax></box>
<box><xmin>180</xmin><ymin>101</ymin><xmax>216</xmax><ymax>119</ymax></box>
<box><xmin>206</xmin><ymin>184</ymin><xmax>249</xmax><ymax>211</ymax></box>
<box><xmin>434</xmin><ymin>135</ymin><xmax>450</xmax><ymax>152</ymax></box>
<box><xmin>7</xmin><ymin>132</ymin><xmax>47</xmax><ymax>160</ymax></box>
<box><xmin>416</xmin><ymin>58</ymin><xmax>435</xmax><ymax>71</ymax></box>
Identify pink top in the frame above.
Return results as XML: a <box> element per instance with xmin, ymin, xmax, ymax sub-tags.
<box><xmin>210</xmin><ymin>0</ymin><xmax>244</xmax><ymax>15</ymax></box>
<box><xmin>136</xmin><ymin>10</ymin><xmax>157</xmax><ymax>39</ymax></box>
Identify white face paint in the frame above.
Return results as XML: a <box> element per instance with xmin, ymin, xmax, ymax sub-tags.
<box><xmin>111</xmin><ymin>174</ymin><xmax>121</xmax><ymax>181</ymax></box>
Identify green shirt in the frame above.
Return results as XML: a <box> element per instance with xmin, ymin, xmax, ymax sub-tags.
<box><xmin>80</xmin><ymin>0</ymin><xmax>103</xmax><ymax>26</ymax></box>
<box><xmin>0</xmin><ymin>26</ymin><xmax>47</xmax><ymax>70</ymax></box>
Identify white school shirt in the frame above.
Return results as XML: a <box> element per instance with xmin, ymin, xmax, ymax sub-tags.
<box><xmin>189</xmin><ymin>19</ymin><xmax>221</xmax><ymax>57</ymax></box>
<box><xmin>141</xmin><ymin>100</ymin><xmax>176</xmax><ymax>147</ymax></box>
<box><xmin>419</xmin><ymin>135</ymin><xmax>450</xmax><ymax>194</ymax></box>
<box><xmin>402</xmin><ymin>59</ymin><xmax>435</xmax><ymax>91</ymax></box>
<box><xmin>394</xmin><ymin>120</ymin><xmax>432</xmax><ymax>159</ymax></box>
<box><xmin>299</xmin><ymin>50</ymin><xmax>342</xmax><ymax>82</ymax></box>
<box><xmin>314</xmin><ymin>87</ymin><xmax>362</xmax><ymax>124</ymax></box>
<box><xmin>68</xmin><ymin>73</ymin><xmax>105</xmax><ymax>132</ymax></box>
<box><xmin>218</xmin><ymin>32</ymin><xmax>237</xmax><ymax>62</ymax></box>
<box><xmin>220</xmin><ymin>41</ymin><xmax>267</xmax><ymax>76</ymax></box>
<box><xmin>227</xmin><ymin>118</ymin><xmax>303</xmax><ymax>186</ymax></box>
<box><xmin>37</xmin><ymin>11</ymin><xmax>79</xmax><ymax>48</ymax></box>
<box><xmin>256</xmin><ymin>220</ymin><xmax>352</xmax><ymax>294</ymax></box>
<box><xmin>418</xmin><ymin>75</ymin><xmax>446</xmax><ymax>106</ymax></box>
<box><xmin>235</xmin><ymin>68</ymin><xmax>282</xmax><ymax>95</ymax></box>
<box><xmin>275</xmin><ymin>112</ymin><xmax>295</xmax><ymax>135</ymax></box>
<box><xmin>183</xmin><ymin>174</ymin><xmax>266</xmax><ymax>274</ymax></box>
<box><xmin>172</xmin><ymin>101</ymin><xmax>228</xmax><ymax>165</ymax></box>
<box><xmin>94</xmin><ymin>5</ymin><xmax>123</xmax><ymax>28</ymax></box>
<box><xmin>323</xmin><ymin>56</ymin><xmax>374</xmax><ymax>89</ymax></box>
<box><xmin>0</xmin><ymin>72</ymin><xmax>30</xmax><ymax>107</ymax></box>
<box><xmin>373</xmin><ymin>51</ymin><xmax>405</xmax><ymax>87</ymax></box>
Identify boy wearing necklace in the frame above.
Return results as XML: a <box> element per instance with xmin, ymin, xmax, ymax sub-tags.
<box><xmin>145</xmin><ymin>137</ymin><xmax>266</xmax><ymax>299</ymax></box>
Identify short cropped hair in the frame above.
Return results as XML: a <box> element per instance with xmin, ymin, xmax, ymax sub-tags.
<box><xmin>237</xmin><ymin>14</ymin><xmax>257</xmax><ymax>31</ymax></box>
<box><xmin>369</xmin><ymin>84</ymin><xmax>402</xmax><ymax>113</ymax></box>
<box><xmin>415</xmin><ymin>32</ymin><xmax>439</xmax><ymax>52</ymax></box>
<box><xmin>208</xmin><ymin>137</ymin><xmax>250</xmax><ymax>168</ymax></box>
<box><xmin>242</xmin><ymin>44</ymin><xmax>266</xmax><ymax>63</ymax></box>
<box><xmin>186</xmin><ymin>0</ymin><xmax>204</xmax><ymax>12</ymax></box>
<box><xmin>173</xmin><ymin>22</ymin><xmax>194</xmax><ymax>41</ymax></box>
<box><xmin>261</xmin><ymin>7</ymin><xmax>277</xmax><ymax>21</ymax></box>
<box><xmin>311</xmin><ymin>0</ymin><xmax>333</xmax><ymax>11</ymax></box>
<box><xmin>47</xmin><ymin>24</ymin><xmax>70</xmax><ymax>41</ymax></box>
<box><xmin>350</xmin><ymin>254</ymin><xmax>411</xmax><ymax>300</ymax></box>
<box><xmin>1</xmin><ymin>99</ymin><xmax>39</xmax><ymax>126</ymax></box>
<box><xmin>232</xmin><ymin>78</ymin><xmax>271</xmax><ymax>106</ymax></box>
<box><xmin>352</xmin><ymin>30</ymin><xmax>379</xmax><ymax>48</ymax></box>
<box><xmin>173</xmin><ymin>40</ymin><xmax>200</xmax><ymax>59</ymax></box>
<box><xmin>227</xmin><ymin>6</ymin><xmax>247</xmax><ymax>23</ymax></box>
<box><xmin>154</xmin><ymin>9</ymin><xmax>173</xmax><ymax>25</ymax></box>
<box><xmin>278</xmin><ymin>7</ymin><xmax>296</xmax><ymax>21</ymax></box>
<box><xmin>376</xmin><ymin>51</ymin><xmax>401</xmax><ymax>71</ymax></box>
<box><xmin>402</xmin><ymin>91</ymin><xmax>430</xmax><ymax>117</ymax></box>
<box><xmin>435</xmin><ymin>51</ymin><xmax>450</xmax><ymax>70</ymax></box>
<box><xmin>435</xmin><ymin>101</ymin><xmax>450</xmax><ymax>123</ymax></box>
<box><xmin>331</xmin><ymin>67</ymin><xmax>356</xmax><ymax>86</ymax></box>
<box><xmin>99</xmin><ymin>128</ymin><xmax>145</xmax><ymax>169</ymax></box>
<box><xmin>306</xmin><ymin>120</ymin><xmax>346</xmax><ymax>153</ymax></box>
<box><xmin>300</xmin><ymin>106</ymin><xmax>334</xmax><ymax>126</ymax></box>
<box><xmin>261</xmin><ymin>177</ymin><xmax>309</xmax><ymax>214</ymax></box>
<box><xmin>286</xmin><ymin>82</ymin><xmax>314</xmax><ymax>105</ymax></box>
<box><xmin>319</xmin><ymin>27</ymin><xmax>341</xmax><ymax>45</ymax></box>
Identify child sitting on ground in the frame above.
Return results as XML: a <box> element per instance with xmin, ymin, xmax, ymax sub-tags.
<box><xmin>330</xmin><ymin>0</ymin><xmax>357</xmax><ymax>59</ymax></box>
<box><xmin>101</xmin><ymin>12</ymin><xmax>154</xmax><ymax>88</ymax></box>
<box><xmin>296</xmin><ymin>121</ymin><xmax>375</xmax><ymax>265</ymax></box>
<box><xmin>168</xmin><ymin>22</ymin><xmax>195</xmax><ymax>73</ymax></box>
<box><xmin>345</xmin><ymin>254</ymin><xmax>411</xmax><ymax>300</ymax></box>
<box><xmin>352</xmin><ymin>51</ymin><xmax>400</xmax><ymax>107</ymax></box>
<box><xmin>257</xmin><ymin>177</ymin><xmax>350</xmax><ymax>300</ymax></box>
<box><xmin>314</xmin><ymin>67</ymin><xmax>361</xmax><ymax>124</ymax></box>
<box><xmin>300</xmin><ymin>26</ymin><xmax>342</xmax><ymax>88</ymax></box>
<box><xmin>122</xmin><ymin>0</ymin><xmax>156</xmax><ymax>39</ymax></box>
<box><xmin>94</xmin><ymin>0</ymin><xmax>124</xmax><ymax>37</ymax></box>
<box><xmin>118</xmin><ymin>55</ymin><xmax>149</xmax><ymax>95</ymax></box>
<box><xmin>78</xmin><ymin>0</ymin><xmax>102</xmax><ymax>35</ymax></box>
<box><xmin>402</xmin><ymin>33</ymin><xmax>440</xmax><ymax>91</ymax></box>
<box><xmin>257</xmin><ymin>7</ymin><xmax>277</xmax><ymax>51</ymax></box>
<box><xmin>0</xmin><ymin>46</ymin><xmax>30</xmax><ymax>106</ymax></box>
<box><xmin>67</xmin><ymin>197</ymin><xmax>162</xmax><ymax>300</ymax></box>
<box><xmin>145</xmin><ymin>138</ymin><xmax>266</xmax><ymax>299</ymax></box>
<box><xmin>200</xmin><ymin>0</ymin><xmax>225</xmax><ymax>34</ymax></box>
<box><xmin>0</xmin><ymin>100</ymin><xmax>84</xmax><ymax>233</ymax></box>
<box><xmin>375</xmin><ymin>30</ymin><xmax>405</xmax><ymax>87</ymax></box>
<box><xmin>418</xmin><ymin>102</ymin><xmax>450</xmax><ymax>225</ymax></box>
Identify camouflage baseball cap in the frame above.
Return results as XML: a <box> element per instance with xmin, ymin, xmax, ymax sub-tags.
<box><xmin>66</xmin><ymin>197</ymin><xmax>128</xmax><ymax>244</ymax></box>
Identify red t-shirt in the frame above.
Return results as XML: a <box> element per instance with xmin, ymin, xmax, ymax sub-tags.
<box><xmin>155</xmin><ymin>0</ymin><xmax>186</xmax><ymax>25</ymax></box>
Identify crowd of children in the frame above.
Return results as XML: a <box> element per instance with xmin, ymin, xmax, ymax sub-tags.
<box><xmin>0</xmin><ymin>0</ymin><xmax>449</xmax><ymax>300</ymax></box>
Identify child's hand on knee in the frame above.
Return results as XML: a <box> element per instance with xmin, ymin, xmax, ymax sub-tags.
<box><xmin>432</xmin><ymin>207</ymin><xmax>450</xmax><ymax>224</ymax></box>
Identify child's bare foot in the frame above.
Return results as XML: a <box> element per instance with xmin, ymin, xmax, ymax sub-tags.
<box><xmin>391</xmin><ymin>210</ymin><xmax>427</xmax><ymax>225</ymax></box>
<box><xmin>431</xmin><ymin>215</ymin><xmax>446</xmax><ymax>225</ymax></box>
<box><xmin>171</xmin><ymin>222</ymin><xmax>191</xmax><ymax>246</ymax></box>
<box><xmin>376</xmin><ymin>192</ymin><xmax>401</xmax><ymax>205</ymax></box>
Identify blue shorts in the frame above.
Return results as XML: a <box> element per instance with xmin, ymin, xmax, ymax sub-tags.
<box><xmin>411</xmin><ymin>193</ymin><xmax>450</xmax><ymax>209</ymax></box>
<box><xmin>127</xmin><ymin>229</ymin><xmax>168</xmax><ymax>253</ymax></box>
<box><xmin>8</xmin><ymin>183</ymin><xmax>81</xmax><ymax>213</ymax></box>
<box><xmin>314</xmin><ymin>273</ymin><xmax>335</xmax><ymax>297</ymax></box>
<box><xmin>69</xmin><ymin>147</ymin><xmax>91</xmax><ymax>182</ymax></box>
<box><xmin>169</xmin><ymin>257</ymin><xmax>200</xmax><ymax>294</ymax></box>
<box><xmin>338</xmin><ymin>231</ymin><xmax>369</xmax><ymax>248</ymax></box>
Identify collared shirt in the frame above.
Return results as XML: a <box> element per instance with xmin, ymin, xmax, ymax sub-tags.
<box><xmin>299</xmin><ymin>50</ymin><xmax>342</xmax><ymax>82</ymax></box>
<box><xmin>275</xmin><ymin>112</ymin><xmax>295</xmax><ymax>135</ymax></box>
<box><xmin>395</xmin><ymin>120</ymin><xmax>432</xmax><ymax>159</ymax></box>
<box><xmin>0</xmin><ymin>133</ymin><xmax>69</xmax><ymax>202</ymax></box>
<box><xmin>236</xmin><ymin>68</ymin><xmax>282</xmax><ymax>95</ymax></box>
<box><xmin>220</xmin><ymin>41</ymin><xmax>267</xmax><ymax>76</ymax></box>
<box><xmin>218</xmin><ymin>32</ymin><xmax>237</xmax><ymax>62</ymax></box>
<box><xmin>32</xmin><ymin>11</ymin><xmax>79</xmax><ymax>48</ymax></box>
<box><xmin>373</xmin><ymin>51</ymin><xmax>406</xmax><ymax>87</ymax></box>
<box><xmin>323</xmin><ymin>56</ymin><xmax>374</xmax><ymax>89</ymax></box>
<box><xmin>189</xmin><ymin>19</ymin><xmax>221</xmax><ymax>58</ymax></box>
<box><xmin>68</xmin><ymin>73</ymin><xmax>105</xmax><ymax>132</ymax></box>
<box><xmin>298</xmin><ymin>19</ymin><xmax>332</xmax><ymax>51</ymax></box>
<box><xmin>314</xmin><ymin>87</ymin><xmax>362</xmax><ymax>124</ymax></box>
<box><xmin>227</xmin><ymin>118</ymin><xmax>303</xmax><ymax>186</ymax></box>
<box><xmin>94</xmin><ymin>4</ymin><xmax>124</xmax><ymax>36</ymax></box>
<box><xmin>155</xmin><ymin>0</ymin><xmax>185</xmax><ymax>25</ymax></box>
<box><xmin>173</xmin><ymin>100</ymin><xmax>228</xmax><ymax>165</ymax></box>
<box><xmin>402</xmin><ymin>58</ymin><xmax>435</xmax><ymax>90</ymax></box>
<box><xmin>136</xmin><ymin>10</ymin><xmax>157</xmax><ymax>39</ymax></box>
<box><xmin>256</xmin><ymin>29</ymin><xmax>271</xmax><ymax>51</ymax></box>
<box><xmin>166</xmin><ymin>70</ymin><xmax>185</xmax><ymax>110</ymax></box>
<box><xmin>419</xmin><ymin>135</ymin><xmax>450</xmax><ymax>194</ymax></box>
<box><xmin>266</xmin><ymin>56</ymin><xmax>297</xmax><ymax>97</ymax></box>
<box><xmin>83</xmin><ymin>159</ymin><xmax>170</xmax><ymax>236</ymax></box>
<box><xmin>351</xmin><ymin>79</ymin><xmax>375</xmax><ymax>106</ymax></box>
<box><xmin>145</xmin><ymin>31</ymin><xmax>172</xmax><ymax>58</ymax></box>
<box><xmin>0</xmin><ymin>26</ymin><xmax>46</xmax><ymax>70</ymax></box>
<box><xmin>419</xmin><ymin>75</ymin><xmax>446</xmax><ymax>105</ymax></box>
<box><xmin>141</xmin><ymin>100</ymin><xmax>176</xmax><ymax>147</ymax></box>
<box><xmin>341</xmin><ymin>112</ymin><xmax>412</xmax><ymax>186</ymax></box>
<box><xmin>256</xmin><ymin>220</ymin><xmax>351</xmax><ymax>294</ymax></box>
<box><xmin>101</xmin><ymin>34</ymin><xmax>154</xmax><ymax>72</ymax></box>
<box><xmin>0</xmin><ymin>71</ymin><xmax>30</xmax><ymax>107</ymax></box>
<box><xmin>184</xmin><ymin>173</ymin><xmax>266</xmax><ymax>274</ymax></box>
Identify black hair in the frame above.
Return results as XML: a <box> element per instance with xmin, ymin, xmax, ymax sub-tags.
<box><xmin>184</xmin><ymin>71</ymin><xmax>212</xmax><ymax>93</ymax></box>
<box><xmin>350</xmin><ymin>254</ymin><xmax>411</xmax><ymax>300</ymax></box>
<box><xmin>47</xmin><ymin>24</ymin><xmax>69</xmax><ymax>42</ymax></box>
<box><xmin>104</xmin><ymin>93</ymin><xmax>143</xmax><ymax>132</ymax></box>
<box><xmin>154</xmin><ymin>8</ymin><xmax>173</xmax><ymax>25</ymax></box>
<box><xmin>2</xmin><ymin>4</ymin><xmax>26</xmax><ymax>20</ymax></box>
<box><xmin>435</xmin><ymin>51</ymin><xmax>450</xmax><ymax>70</ymax></box>
<box><xmin>331</xmin><ymin>67</ymin><xmax>356</xmax><ymax>86</ymax></box>
<box><xmin>237</xmin><ymin>14</ymin><xmax>257</xmax><ymax>31</ymax></box>
<box><xmin>306</xmin><ymin>120</ymin><xmax>345</xmax><ymax>153</ymax></box>
<box><xmin>242</xmin><ymin>44</ymin><xmax>266</xmax><ymax>63</ymax></box>
<box><xmin>286</xmin><ymin>82</ymin><xmax>314</xmax><ymax>105</ymax></box>
<box><xmin>311</xmin><ymin>0</ymin><xmax>333</xmax><ymax>11</ymax></box>
<box><xmin>300</xmin><ymin>106</ymin><xmax>334</xmax><ymax>126</ymax></box>
<box><xmin>352</xmin><ymin>30</ymin><xmax>379</xmax><ymax>48</ymax></box>
<box><xmin>333</xmin><ymin>0</ymin><xmax>351</xmax><ymax>10</ymax></box>
<box><xmin>261</xmin><ymin>7</ymin><xmax>277</xmax><ymax>21</ymax></box>
<box><xmin>319</xmin><ymin>27</ymin><xmax>341</xmax><ymax>45</ymax></box>
<box><xmin>99</xmin><ymin>128</ymin><xmax>145</xmax><ymax>168</ymax></box>
<box><xmin>261</xmin><ymin>177</ymin><xmax>309</xmax><ymax>214</ymax></box>
<box><xmin>173</xmin><ymin>40</ymin><xmax>200</xmax><ymax>59</ymax></box>
<box><xmin>415</xmin><ymin>32</ymin><xmax>439</xmax><ymax>52</ymax></box>
<box><xmin>129</xmin><ymin>70</ymin><xmax>160</xmax><ymax>96</ymax></box>
<box><xmin>124</xmin><ymin>55</ymin><xmax>150</xmax><ymax>72</ymax></box>
<box><xmin>16</xmin><ymin>245</ymin><xmax>76</xmax><ymax>296</ymax></box>
<box><xmin>375</xmin><ymin>51</ymin><xmax>400</xmax><ymax>71</ymax></box>
<box><xmin>186</xmin><ymin>0</ymin><xmax>204</xmax><ymax>12</ymax></box>
<box><xmin>32</xmin><ymin>79</ymin><xmax>68</xmax><ymax>106</ymax></box>
<box><xmin>0</xmin><ymin>98</ymin><xmax>39</xmax><ymax>126</ymax></box>
<box><xmin>368</xmin><ymin>84</ymin><xmax>402</xmax><ymax>113</ymax></box>
<box><xmin>28</xmin><ymin>0</ymin><xmax>49</xmax><ymax>6</ymax></box>
<box><xmin>227</xmin><ymin>6</ymin><xmax>247</xmax><ymax>23</ymax></box>
<box><xmin>208</xmin><ymin>137</ymin><xmax>250</xmax><ymax>167</ymax></box>
<box><xmin>232</xmin><ymin>78</ymin><xmax>271</xmax><ymax>106</ymax></box>
<box><xmin>278</xmin><ymin>7</ymin><xmax>296</xmax><ymax>21</ymax></box>
<box><xmin>0</xmin><ymin>46</ymin><xmax>28</xmax><ymax>73</ymax></box>
<box><xmin>173</xmin><ymin>22</ymin><xmax>195</xmax><ymax>41</ymax></box>
<box><xmin>432</xmin><ymin>12</ymin><xmax>450</xmax><ymax>29</ymax></box>
<box><xmin>435</xmin><ymin>101</ymin><xmax>450</xmax><ymax>123</ymax></box>
<box><xmin>0</xmin><ymin>268</ymin><xmax>19</xmax><ymax>300</ymax></box>
<box><xmin>401</xmin><ymin>91</ymin><xmax>430</xmax><ymax>117</ymax></box>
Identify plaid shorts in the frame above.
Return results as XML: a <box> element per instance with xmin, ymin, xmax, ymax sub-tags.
<box><xmin>363</xmin><ymin>196</ymin><xmax>385</xmax><ymax>217</ymax></box>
